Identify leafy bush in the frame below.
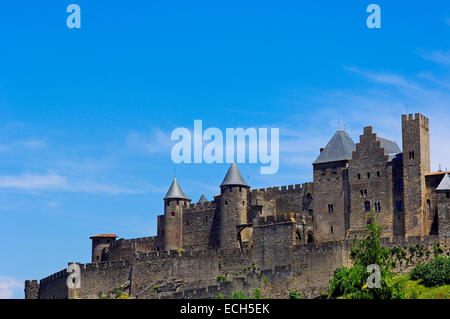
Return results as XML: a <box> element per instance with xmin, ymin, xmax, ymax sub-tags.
<box><xmin>288</xmin><ymin>290</ymin><xmax>303</xmax><ymax>299</ymax></box>
<box><xmin>328</xmin><ymin>210</ymin><xmax>406</xmax><ymax>299</ymax></box>
<box><xmin>410</xmin><ymin>256</ymin><xmax>450</xmax><ymax>287</ymax></box>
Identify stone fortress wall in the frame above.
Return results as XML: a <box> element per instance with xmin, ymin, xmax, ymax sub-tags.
<box><xmin>25</xmin><ymin>113</ymin><xmax>450</xmax><ymax>299</ymax></box>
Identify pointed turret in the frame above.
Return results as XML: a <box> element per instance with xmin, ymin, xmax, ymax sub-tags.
<box><xmin>437</xmin><ymin>173</ymin><xmax>450</xmax><ymax>192</ymax></box>
<box><xmin>220</xmin><ymin>163</ymin><xmax>249</xmax><ymax>188</ymax></box>
<box><xmin>164</xmin><ymin>178</ymin><xmax>191</xmax><ymax>201</ymax></box>
<box><xmin>313</xmin><ymin>129</ymin><xmax>356</xmax><ymax>165</ymax></box>
<box><xmin>198</xmin><ymin>193</ymin><xmax>208</xmax><ymax>203</ymax></box>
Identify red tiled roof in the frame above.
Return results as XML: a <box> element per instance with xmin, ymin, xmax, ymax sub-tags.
<box><xmin>89</xmin><ymin>234</ymin><xmax>118</xmax><ymax>239</ymax></box>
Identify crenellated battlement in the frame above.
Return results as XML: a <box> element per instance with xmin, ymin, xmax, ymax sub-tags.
<box><xmin>184</xmin><ymin>200</ymin><xmax>217</xmax><ymax>212</ymax></box>
<box><xmin>251</xmin><ymin>182</ymin><xmax>312</xmax><ymax>195</ymax></box>
<box><xmin>402</xmin><ymin>113</ymin><xmax>429</xmax><ymax>128</ymax></box>
<box><xmin>255</xmin><ymin>213</ymin><xmax>295</xmax><ymax>226</ymax></box>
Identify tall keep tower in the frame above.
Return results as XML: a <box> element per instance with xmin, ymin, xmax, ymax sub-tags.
<box><xmin>402</xmin><ymin>113</ymin><xmax>430</xmax><ymax>237</ymax></box>
<box><xmin>219</xmin><ymin>163</ymin><xmax>250</xmax><ymax>249</ymax></box>
<box><xmin>163</xmin><ymin>178</ymin><xmax>191</xmax><ymax>251</ymax></box>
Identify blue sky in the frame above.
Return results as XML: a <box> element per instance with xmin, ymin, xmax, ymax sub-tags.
<box><xmin>0</xmin><ymin>1</ymin><xmax>449</xmax><ymax>298</ymax></box>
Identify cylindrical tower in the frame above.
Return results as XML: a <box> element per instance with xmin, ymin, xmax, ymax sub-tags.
<box><xmin>163</xmin><ymin>178</ymin><xmax>191</xmax><ymax>251</ymax></box>
<box><xmin>219</xmin><ymin>163</ymin><xmax>250</xmax><ymax>249</ymax></box>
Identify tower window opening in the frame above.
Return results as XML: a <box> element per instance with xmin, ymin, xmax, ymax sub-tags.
<box><xmin>364</xmin><ymin>201</ymin><xmax>371</xmax><ymax>212</ymax></box>
<box><xmin>367</xmin><ymin>172</ymin><xmax>371</xmax><ymax>179</ymax></box>
<box><xmin>328</xmin><ymin>204</ymin><xmax>334</xmax><ymax>213</ymax></box>
<box><xmin>176</xmin><ymin>200</ymin><xmax>179</xmax><ymax>206</ymax></box>
<box><xmin>243</xmin><ymin>201</ymin><xmax>245</xmax><ymax>205</ymax></box>
<box><xmin>239</xmin><ymin>187</ymin><xmax>242</xmax><ymax>192</ymax></box>
<box><xmin>229</xmin><ymin>186</ymin><xmax>232</xmax><ymax>192</ymax></box>
<box><xmin>409</xmin><ymin>151</ymin><xmax>415</xmax><ymax>160</ymax></box>
<box><xmin>330</xmin><ymin>226</ymin><xmax>334</xmax><ymax>234</ymax></box>
<box><xmin>358</xmin><ymin>173</ymin><xmax>361</xmax><ymax>180</ymax></box>
<box><xmin>171</xmin><ymin>211</ymin><xmax>175</xmax><ymax>217</ymax></box>
<box><xmin>377</xmin><ymin>171</ymin><xmax>380</xmax><ymax>177</ymax></box>
<box><xmin>375</xmin><ymin>202</ymin><xmax>381</xmax><ymax>212</ymax></box>
<box><xmin>225</xmin><ymin>200</ymin><xmax>228</xmax><ymax>205</ymax></box>
<box><xmin>360</xmin><ymin>190</ymin><xmax>364</xmax><ymax>196</ymax></box>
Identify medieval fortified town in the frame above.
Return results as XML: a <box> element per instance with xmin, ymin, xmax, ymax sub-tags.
<box><xmin>25</xmin><ymin>113</ymin><xmax>450</xmax><ymax>299</ymax></box>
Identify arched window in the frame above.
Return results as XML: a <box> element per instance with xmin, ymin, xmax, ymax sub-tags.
<box><xmin>364</xmin><ymin>201</ymin><xmax>371</xmax><ymax>212</ymax></box>
<box><xmin>295</xmin><ymin>231</ymin><xmax>302</xmax><ymax>244</ymax></box>
<box><xmin>307</xmin><ymin>232</ymin><xmax>315</xmax><ymax>243</ymax></box>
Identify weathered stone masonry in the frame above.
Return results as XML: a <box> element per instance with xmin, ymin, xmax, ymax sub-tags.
<box><xmin>25</xmin><ymin>113</ymin><xmax>450</xmax><ymax>298</ymax></box>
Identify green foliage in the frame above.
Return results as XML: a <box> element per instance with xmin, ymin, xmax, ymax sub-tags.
<box><xmin>433</xmin><ymin>242</ymin><xmax>443</xmax><ymax>256</ymax></box>
<box><xmin>177</xmin><ymin>247</ymin><xmax>185</xmax><ymax>252</ymax></box>
<box><xmin>263</xmin><ymin>275</ymin><xmax>269</xmax><ymax>285</ymax></box>
<box><xmin>217</xmin><ymin>288</ymin><xmax>263</xmax><ymax>299</ymax></box>
<box><xmin>230</xmin><ymin>290</ymin><xmax>250</xmax><ymax>299</ymax></box>
<box><xmin>216</xmin><ymin>275</ymin><xmax>228</xmax><ymax>283</ymax></box>
<box><xmin>288</xmin><ymin>290</ymin><xmax>303</xmax><ymax>299</ymax></box>
<box><xmin>410</xmin><ymin>256</ymin><xmax>450</xmax><ymax>287</ymax></box>
<box><xmin>253</xmin><ymin>288</ymin><xmax>262</xmax><ymax>299</ymax></box>
<box><xmin>328</xmin><ymin>210</ymin><xmax>406</xmax><ymax>299</ymax></box>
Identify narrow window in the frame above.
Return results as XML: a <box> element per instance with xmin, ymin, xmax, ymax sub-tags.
<box><xmin>243</xmin><ymin>201</ymin><xmax>245</xmax><ymax>205</ymax></box>
<box><xmin>409</xmin><ymin>151</ymin><xmax>415</xmax><ymax>159</ymax></box>
<box><xmin>321</xmin><ymin>168</ymin><xmax>326</xmax><ymax>175</ymax></box>
<box><xmin>367</xmin><ymin>172</ymin><xmax>371</xmax><ymax>179</ymax></box>
<box><xmin>364</xmin><ymin>201</ymin><xmax>371</xmax><ymax>212</ymax></box>
<box><xmin>364</xmin><ymin>189</ymin><xmax>367</xmax><ymax>196</ymax></box>
<box><xmin>360</xmin><ymin>190</ymin><xmax>364</xmax><ymax>196</ymax></box>
<box><xmin>229</xmin><ymin>186</ymin><xmax>232</xmax><ymax>192</ymax></box>
<box><xmin>171</xmin><ymin>211</ymin><xmax>175</xmax><ymax>217</ymax></box>
<box><xmin>204</xmin><ymin>217</ymin><xmax>208</xmax><ymax>224</ymax></box>
<box><xmin>330</xmin><ymin>226</ymin><xmax>334</xmax><ymax>234</ymax></box>
<box><xmin>357</xmin><ymin>173</ymin><xmax>361</xmax><ymax>180</ymax></box>
<box><xmin>328</xmin><ymin>204</ymin><xmax>334</xmax><ymax>213</ymax></box>
<box><xmin>377</xmin><ymin>171</ymin><xmax>380</xmax><ymax>177</ymax></box>
<box><xmin>96</xmin><ymin>256</ymin><xmax>99</xmax><ymax>261</ymax></box>
<box><xmin>239</xmin><ymin>187</ymin><xmax>242</xmax><ymax>192</ymax></box>
<box><xmin>225</xmin><ymin>200</ymin><xmax>228</xmax><ymax>205</ymax></box>
<box><xmin>176</xmin><ymin>200</ymin><xmax>179</xmax><ymax>206</ymax></box>
<box><xmin>375</xmin><ymin>202</ymin><xmax>381</xmax><ymax>212</ymax></box>
<box><xmin>332</xmin><ymin>168</ymin><xmax>337</xmax><ymax>174</ymax></box>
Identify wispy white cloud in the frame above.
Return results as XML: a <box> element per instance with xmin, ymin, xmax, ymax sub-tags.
<box><xmin>0</xmin><ymin>173</ymin><xmax>164</xmax><ymax>195</ymax></box>
<box><xmin>0</xmin><ymin>174</ymin><xmax>66</xmax><ymax>190</ymax></box>
<box><xmin>126</xmin><ymin>129</ymin><xmax>172</xmax><ymax>154</ymax></box>
<box><xmin>0</xmin><ymin>276</ymin><xmax>21</xmax><ymax>299</ymax></box>
<box><xmin>417</xmin><ymin>50</ymin><xmax>450</xmax><ymax>65</ymax></box>
<box><xmin>21</xmin><ymin>139</ymin><xmax>46</xmax><ymax>149</ymax></box>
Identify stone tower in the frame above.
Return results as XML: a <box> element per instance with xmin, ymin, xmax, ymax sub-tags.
<box><xmin>402</xmin><ymin>113</ymin><xmax>430</xmax><ymax>237</ymax></box>
<box><xmin>163</xmin><ymin>178</ymin><xmax>191</xmax><ymax>251</ymax></box>
<box><xmin>312</xmin><ymin>129</ymin><xmax>355</xmax><ymax>241</ymax></box>
<box><xmin>219</xmin><ymin>163</ymin><xmax>250</xmax><ymax>249</ymax></box>
<box><xmin>436</xmin><ymin>173</ymin><xmax>450</xmax><ymax>237</ymax></box>
<box><xmin>89</xmin><ymin>234</ymin><xmax>117</xmax><ymax>262</ymax></box>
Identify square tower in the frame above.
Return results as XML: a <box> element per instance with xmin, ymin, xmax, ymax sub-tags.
<box><xmin>402</xmin><ymin>113</ymin><xmax>430</xmax><ymax>237</ymax></box>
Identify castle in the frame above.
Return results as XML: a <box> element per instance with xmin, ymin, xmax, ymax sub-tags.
<box><xmin>25</xmin><ymin>113</ymin><xmax>450</xmax><ymax>299</ymax></box>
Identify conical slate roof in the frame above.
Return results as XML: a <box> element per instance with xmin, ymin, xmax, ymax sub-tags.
<box><xmin>436</xmin><ymin>173</ymin><xmax>450</xmax><ymax>191</ymax></box>
<box><xmin>376</xmin><ymin>136</ymin><xmax>401</xmax><ymax>155</ymax></box>
<box><xmin>220</xmin><ymin>163</ymin><xmax>249</xmax><ymax>188</ymax></box>
<box><xmin>198</xmin><ymin>193</ymin><xmax>208</xmax><ymax>203</ymax></box>
<box><xmin>164</xmin><ymin>178</ymin><xmax>191</xmax><ymax>200</ymax></box>
<box><xmin>313</xmin><ymin>130</ymin><xmax>356</xmax><ymax>165</ymax></box>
